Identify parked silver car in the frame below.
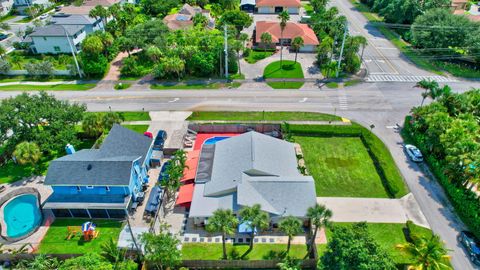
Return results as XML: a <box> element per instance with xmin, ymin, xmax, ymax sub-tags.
<box><xmin>404</xmin><ymin>144</ymin><xmax>423</xmax><ymax>162</ymax></box>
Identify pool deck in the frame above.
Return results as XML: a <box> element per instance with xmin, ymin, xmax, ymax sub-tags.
<box><xmin>0</xmin><ymin>176</ymin><xmax>54</xmax><ymax>252</ymax></box>
<box><xmin>193</xmin><ymin>133</ymin><xmax>239</xmax><ymax>150</ymax></box>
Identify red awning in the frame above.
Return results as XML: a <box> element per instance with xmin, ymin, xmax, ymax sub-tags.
<box><xmin>181</xmin><ymin>151</ymin><xmax>200</xmax><ymax>182</ymax></box>
<box><xmin>187</xmin><ymin>150</ymin><xmax>200</xmax><ymax>160</ymax></box>
<box><xmin>176</xmin><ymin>183</ymin><xmax>194</xmax><ymax>206</ymax></box>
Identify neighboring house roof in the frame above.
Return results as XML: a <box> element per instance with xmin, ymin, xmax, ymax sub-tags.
<box><xmin>163</xmin><ymin>4</ymin><xmax>214</xmax><ymax>30</ymax></box>
<box><xmin>29</xmin><ymin>24</ymin><xmax>84</xmax><ymax>37</ymax></box>
<box><xmin>240</xmin><ymin>0</ymin><xmax>256</xmax><ymax>6</ymax></box>
<box><xmin>51</xmin><ymin>14</ymin><xmax>98</xmax><ymax>25</ymax></box>
<box><xmin>45</xmin><ymin>124</ymin><xmax>152</xmax><ymax>186</ymax></box>
<box><xmin>255</xmin><ymin>21</ymin><xmax>319</xmax><ymax>45</ymax></box>
<box><xmin>190</xmin><ymin>131</ymin><xmax>316</xmax><ymax>218</ymax></box>
<box><xmin>256</xmin><ymin>0</ymin><xmax>300</xmax><ymax>7</ymax></box>
<box><xmin>59</xmin><ymin>0</ymin><xmax>120</xmax><ymax>15</ymax></box>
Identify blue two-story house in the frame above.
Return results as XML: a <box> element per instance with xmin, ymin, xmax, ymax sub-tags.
<box><xmin>43</xmin><ymin>124</ymin><xmax>153</xmax><ymax>219</ymax></box>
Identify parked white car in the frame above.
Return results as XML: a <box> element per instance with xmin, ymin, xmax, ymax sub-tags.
<box><xmin>39</xmin><ymin>13</ymin><xmax>49</xmax><ymax>20</ymax></box>
<box><xmin>404</xmin><ymin>144</ymin><xmax>423</xmax><ymax>162</ymax></box>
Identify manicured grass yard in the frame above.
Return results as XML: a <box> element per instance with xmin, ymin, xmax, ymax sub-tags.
<box><xmin>264</xmin><ymin>60</ymin><xmax>304</xmax><ymax>89</ymax></box>
<box><xmin>182</xmin><ymin>243</ymin><xmax>307</xmax><ymax>260</ymax></box>
<box><xmin>121</xmin><ymin>124</ymin><xmax>149</xmax><ymax>134</ymax></box>
<box><xmin>6</xmin><ymin>51</ymin><xmax>74</xmax><ymax>70</ymax></box>
<box><xmin>0</xmin><ymin>84</ymin><xmax>96</xmax><ymax>91</ymax></box>
<box><xmin>37</xmin><ymin>219</ymin><xmax>123</xmax><ymax>254</ymax></box>
<box><xmin>119</xmin><ymin>111</ymin><xmax>151</xmax><ymax>121</ymax></box>
<box><xmin>187</xmin><ymin>111</ymin><xmax>341</xmax><ymax>122</ymax></box>
<box><xmin>294</xmin><ymin>136</ymin><xmax>388</xmax><ymax>197</ymax></box>
<box><xmin>324</xmin><ymin>223</ymin><xmax>433</xmax><ymax>265</ymax></box>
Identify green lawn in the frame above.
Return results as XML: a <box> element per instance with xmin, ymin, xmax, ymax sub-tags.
<box><xmin>344</xmin><ymin>79</ymin><xmax>362</xmax><ymax>87</ymax></box>
<box><xmin>0</xmin><ymin>14</ymin><xmax>16</xmax><ymax>22</ymax></box>
<box><xmin>324</xmin><ymin>223</ymin><xmax>433</xmax><ymax>265</ymax></box>
<box><xmin>17</xmin><ymin>17</ymin><xmax>33</xmax><ymax>23</ymax></box>
<box><xmin>187</xmin><ymin>111</ymin><xmax>341</xmax><ymax>122</ymax></box>
<box><xmin>245</xmin><ymin>50</ymin><xmax>275</xmax><ymax>64</ymax></box>
<box><xmin>114</xmin><ymin>83</ymin><xmax>131</xmax><ymax>90</ymax></box>
<box><xmin>325</xmin><ymin>82</ymin><xmax>339</xmax><ymax>88</ymax></box>
<box><xmin>0</xmin><ymin>138</ymin><xmax>95</xmax><ymax>184</ymax></box>
<box><xmin>121</xmin><ymin>124</ymin><xmax>149</xmax><ymax>134</ymax></box>
<box><xmin>37</xmin><ymin>219</ymin><xmax>123</xmax><ymax>254</ymax></box>
<box><xmin>182</xmin><ymin>243</ymin><xmax>308</xmax><ymax>260</ymax></box>
<box><xmin>0</xmin><ymin>84</ymin><xmax>96</xmax><ymax>91</ymax></box>
<box><xmin>294</xmin><ymin>136</ymin><xmax>388</xmax><ymax>197</ymax></box>
<box><xmin>151</xmin><ymin>82</ymin><xmax>241</xmax><ymax>90</ymax></box>
<box><xmin>6</xmin><ymin>51</ymin><xmax>74</xmax><ymax>70</ymax></box>
<box><xmin>264</xmin><ymin>61</ymin><xmax>304</xmax><ymax>89</ymax></box>
<box><xmin>119</xmin><ymin>112</ymin><xmax>151</xmax><ymax>121</ymax></box>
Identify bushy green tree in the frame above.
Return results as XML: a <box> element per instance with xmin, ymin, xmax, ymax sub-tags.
<box><xmin>13</xmin><ymin>141</ymin><xmax>42</xmax><ymax>166</ymax></box>
<box><xmin>0</xmin><ymin>92</ymin><xmax>86</xmax><ymax>157</ymax></box>
<box><xmin>141</xmin><ymin>231</ymin><xmax>182</xmax><ymax>270</ymax></box>
<box><xmin>218</xmin><ymin>10</ymin><xmax>253</xmax><ymax>34</ymax></box>
<box><xmin>319</xmin><ymin>223</ymin><xmax>396</xmax><ymax>270</ymax></box>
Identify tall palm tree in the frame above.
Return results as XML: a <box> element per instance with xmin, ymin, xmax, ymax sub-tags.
<box><xmin>13</xmin><ymin>142</ymin><xmax>42</xmax><ymax>166</ymax></box>
<box><xmin>89</xmin><ymin>5</ymin><xmax>109</xmax><ymax>28</ymax></box>
<box><xmin>206</xmin><ymin>209</ymin><xmax>239</xmax><ymax>259</ymax></box>
<box><xmin>415</xmin><ymin>79</ymin><xmax>439</xmax><ymax>106</ymax></box>
<box><xmin>260</xmin><ymin>32</ymin><xmax>272</xmax><ymax>53</ymax></box>
<box><xmin>239</xmin><ymin>204</ymin><xmax>270</xmax><ymax>252</ymax></box>
<box><xmin>291</xmin><ymin>36</ymin><xmax>304</xmax><ymax>64</ymax></box>
<box><xmin>232</xmin><ymin>40</ymin><xmax>243</xmax><ymax>76</ymax></box>
<box><xmin>306</xmin><ymin>204</ymin><xmax>332</xmax><ymax>256</ymax></box>
<box><xmin>239</xmin><ymin>32</ymin><xmax>249</xmax><ymax>48</ymax></box>
<box><xmin>279</xmin><ymin>216</ymin><xmax>303</xmax><ymax>253</ymax></box>
<box><xmin>396</xmin><ymin>235</ymin><xmax>452</xmax><ymax>270</ymax></box>
<box><xmin>278</xmin><ymin>11</ymin><xmax>290</xmax><ymax>67</ymax></box>
<box><xmin>356</xmin><ymin>36</ymin><xmax>368</xmax><ymax>64</ymax></box>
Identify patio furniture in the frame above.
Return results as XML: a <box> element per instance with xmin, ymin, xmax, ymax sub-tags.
<box><xmin>66</xmin><ymin>226</ymin><xmax>81</xmax><ymax>240</ymax></box>
<box><xmin>0</xmin><ymin>185</ymin><xmax>5</xmax><ymax>193</ymax></box>
<box><xmin>130</xmin><ymin>202</ymin><xmax>139</xmax><ymax>213</ymax></box>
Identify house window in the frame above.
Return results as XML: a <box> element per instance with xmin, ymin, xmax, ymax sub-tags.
<box><xmin>86</xmin><ymin>185</ymin><xmax>94</xmax><ymax>189</ymax></box>
<box><xmin>53</xmin><ymin>46</ymin><xmax>60</xmax><ymax>52</ymax></box>
<box><xmin>73</xmin><ymin>34</ymin><xmax>77</xmax><ymax>39</ymax></box>
<box><xmin>106</xmin><ymin>186</ymin><xmax>110</xmax><ymax>192</ymax></box>
<box><xmin>76</xmin><ymin>186</ymin><xmax>81</xmax><ymax>191</ymax></box>
<box><xmin>43</xmin><ymin>37</ymin><xmax>47</xmax><ymax>41</ymax></box>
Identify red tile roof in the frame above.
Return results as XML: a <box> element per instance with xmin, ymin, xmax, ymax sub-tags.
<box><xmin>255</xmin><ymin>21</ymin><xmax>319</xmax><ymax>45</ymax></box>
<box><xmin>256</xmin><ymin>0</ymin><xmax>300</xmax><ymax>7</ymax></box>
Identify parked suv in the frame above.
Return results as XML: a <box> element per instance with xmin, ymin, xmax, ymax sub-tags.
<box><xmin>458</xmin><ymin>231</ymin><xmax>480</xmax><ymax>265</ymax></box>
<box><xmin>153</xmin><ymin>130</ymin><xmax>167</xmax><ymax>150</ymax></box>
<box><xmin>404</xmin><ymin>144</ymin><xmax>423</xmax><ymax>162</ymax></box>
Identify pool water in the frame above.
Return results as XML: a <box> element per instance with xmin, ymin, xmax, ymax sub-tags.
<box><xmin>3</xmin><ymin>194</ymin><xmax>42</xmax><ymax>238</ymax></box>
<box><xmin>204</xmin><ymin>136</ymin><xmax>230</xmax><ymax>145</ymax></box>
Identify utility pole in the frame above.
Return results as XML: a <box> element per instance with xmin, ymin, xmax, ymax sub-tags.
<box><xmin>336</xmin><ymin>22</ymin><xmax>348</xmax><ymax>78</ymax></box>
<box><xmin>63</xmin><ymin>26</ymin><xmax>83</xmax><ymax>78</ymax></box>
<box><xmin>224</xmin><ymin>24</ymin><xmax>228</xmax><ymax>79</ymax></box>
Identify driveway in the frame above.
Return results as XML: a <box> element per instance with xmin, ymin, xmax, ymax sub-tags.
<box><xmin>317</xmin><ymin>193</ymin><xmax>429</xmax><ymax>227</ymax></box>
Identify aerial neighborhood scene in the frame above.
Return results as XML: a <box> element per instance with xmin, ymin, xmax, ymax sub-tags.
<box><xmin>0</xmin><ymin>0</ymin><xmax>480</xmax><ymax>268</ymax></box>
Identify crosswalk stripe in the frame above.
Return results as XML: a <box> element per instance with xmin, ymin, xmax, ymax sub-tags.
<box><xmin>365</xmin><ymin>74</ymin><xmax>457</xmax><ymax>83</ymax></box>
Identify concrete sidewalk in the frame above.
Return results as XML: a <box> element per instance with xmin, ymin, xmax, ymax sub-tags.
<box><xmin>317</xmin><ymin>193</ymin><xmax>430</xmax><ymax>228</ymax></box>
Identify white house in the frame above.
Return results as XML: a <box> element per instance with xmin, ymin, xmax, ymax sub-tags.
<box><xmin>28</xmin><ymin>24</ymin><xmax>86</xmax><ymax>54</ymax></box>
<box><xmin>255</xmin><ymin>0</ymin><xmax>301</xmax><ymax>14</ymax></box>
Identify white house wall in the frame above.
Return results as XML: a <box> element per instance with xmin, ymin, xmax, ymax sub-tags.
<box><xmin>32</xmin><ymin>31</ymin><xmax>85</xmax><ymax>54</ymax></box>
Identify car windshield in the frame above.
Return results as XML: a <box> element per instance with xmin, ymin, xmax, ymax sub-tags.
<box><xmin>411</xmin><ymin>148</ymin><xmax>422</xmax><ymax>157</ymax></box>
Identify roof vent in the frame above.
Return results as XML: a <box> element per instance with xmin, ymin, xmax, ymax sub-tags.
<box><xmin>87</xmin><ymin>164</ymin><xmax>93</xmax><ymax>170</ymax></box>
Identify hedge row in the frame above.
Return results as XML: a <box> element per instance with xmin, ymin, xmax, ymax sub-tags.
<box><xmin>402</xmin><ymin>117</ymin><xmax>480</xmax><ymax>239</ymax></box>
<box><xmin>289</xmin><ymin>123</ymin><xmax>408</xmax><ymax>198</ymax></box>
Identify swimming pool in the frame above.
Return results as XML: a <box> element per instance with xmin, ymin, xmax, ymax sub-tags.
<box><xmin>204</xmin><ymin>136</ymin><xmax>230</xmax><ymax>145</ymax></box>
<box><xmin>3</xmin><ymin>194</ymin><xmax>42</xmax><ymax>238</ymax></box>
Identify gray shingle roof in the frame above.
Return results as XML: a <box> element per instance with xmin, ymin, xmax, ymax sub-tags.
<box><xmin>29</xmin><ymin>24</ymin><xmax>84</xmax><ymax>37</ymax></box>
<box><xmin>204</xmin><ymin>131</ymin><xmax>300</xmax><ymax>196</ymax></box>
<box><xmin>190</xmin><ymin>131</ymin><xmax>316</xmax><ymax>218</ymax></box>
<box><xmin>45</xmin><ymin>124</ymin><xmax>152</xmax><ymax>186</ymax></box>
<box><xmin>51</xmin><ymin>14</ymin><xmax>98</xmax><ymax>25</ymax></box>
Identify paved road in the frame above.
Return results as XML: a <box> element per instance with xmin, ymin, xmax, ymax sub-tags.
<box><xmin>1</xmin><ymin>81</ymin><xmax>478</xmax><ymax>269</ymax></box>
<box><xmin>329</xmin><ymin>0</ymin><xmax>448</xmax><ymax>82</ymax></box>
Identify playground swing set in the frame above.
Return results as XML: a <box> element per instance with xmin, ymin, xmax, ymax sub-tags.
<box><xmin>66</xmin><ymin>221</ymin><xmax>100</xmax><ymax>241</ymax></box>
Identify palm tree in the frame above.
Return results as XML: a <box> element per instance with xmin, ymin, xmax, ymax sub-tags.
<box><xmin>0</xmin><ymin>44</ymin><xmax>6</xmax><ymax>60</ymax></box>
<box><xmin>231</xmin><ymin>40</ymin><xmax>243</xmax><ymax>75</ymax></box>
<box><xmin>291</xmin><ymin>36</ymin><xmax>304</xmax><ymax>64</ymax></box>
<box><xmin>415</xmin><ymin>79</ymin><xmax>439</xmax><ymax>106</ymax></box>
<box><xmin>260</xmin><ymin>32</ymin><xmax>272</xmax><ymax>53</ymax></box>
<box><xmin>89</xmin><ymin>5</ymin><xmax>108</xmax><ymax>28</ymax></box>
<box><xmin>278</xmin><ymin>11</ymin><xmax>290</xmax><ymax>67</ymax></box>
<box><xmin>164</xmin><ymin>56</ymin><xmax>185</xmax><ymax>80</ymax></box>
<box><xmin>306</xmin><ymin>204</ymin><xmax>332</xmax><ymax>256</ymax></box>
<box><xmin>239</xmin><ymin>204</ymin><xmax>270</xmax><ymax>252</ymax></box>
<box><xmin>279</xmin><ymin>216</ymin><xmax>303</xmax><ymax>253</ymax></box>
<box><xmin>356</xmin><ymin>36</ymin><xmax>368</xmax><ymax>64</ymax></box>
<box><xmin>206</xmin><ymin>209</ymin><xmax>239</xmax><ymax>259</ymax></box>
<box><xmin>396</xmin><ymin>235</ymin><xmax>452</xmax><ymax>270</ymax></box>
<box><xmin>13</xmin><ymin>142</ymin><xmax>42</xmax><ymax>166</ymax></box>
